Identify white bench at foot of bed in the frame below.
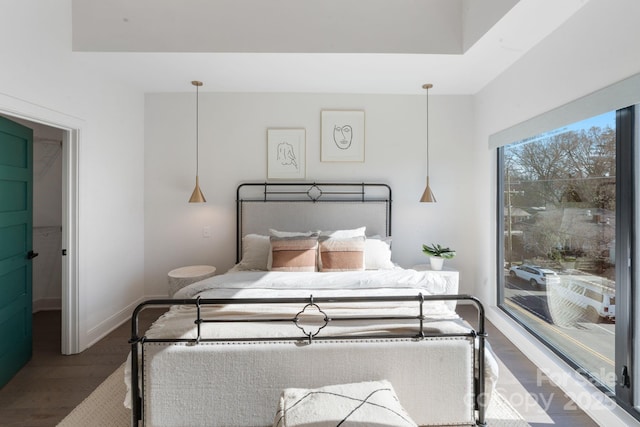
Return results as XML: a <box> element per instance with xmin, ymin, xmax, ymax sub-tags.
<box><xmin>142</xmin><ymin>338</ymin><xmax>476</xmax><ymax>427</ymax></box>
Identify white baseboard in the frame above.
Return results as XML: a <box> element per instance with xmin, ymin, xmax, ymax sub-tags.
<box><xmin>85</xmin><ymin>296</ymin><xmax>149</xmax><ymax>349</ymax></box>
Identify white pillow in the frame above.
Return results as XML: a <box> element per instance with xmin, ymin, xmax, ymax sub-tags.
<box><xmin>273</xmin><ymin>379</ymin><xmax>417</xmax><ymax>427</ymax></box>
<box><xmin>236</xmin><ymin>231</ymin><xmax>392</xmax><ymax>271</ymax></box>
<box><xmin>236</xmin><ymin>234</ymin><xmax>270</xmax><ymax>271</ymax></box>
<box><xmin>319</xmin><ymin>226</ymin><xmax>366</xmax><ymax>238</ymax></box>
<box><xmin>269</xmin><ymin>229</ymin><xmax>318</xmax><ymax>238</ymax></box>
<box><xmin>364</xmin><ymin>237</ymin><xmax>395</xmax><ymax>270</ymax></box>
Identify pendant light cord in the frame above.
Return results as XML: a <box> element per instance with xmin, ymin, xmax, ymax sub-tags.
<box><xmin>195</xmin><ymin>83</ymin><xmax>199</xmax><ymax>177</ymax></box>
<box><xmin>425</xmin><ymin>85</ymin><xmax>430</xmax><ymax>177</ymax></box>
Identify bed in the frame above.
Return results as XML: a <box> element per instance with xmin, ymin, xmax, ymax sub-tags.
<box><xmin>127</xmin><ymin>182</ymin><xmax>498</xmax><ymax>427</ymax></box>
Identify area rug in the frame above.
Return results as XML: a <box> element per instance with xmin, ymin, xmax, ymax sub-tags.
<box><xmin>57</xmin><ymin>363</ymin><xmax>529</xmax><ymax>426</ymax></box>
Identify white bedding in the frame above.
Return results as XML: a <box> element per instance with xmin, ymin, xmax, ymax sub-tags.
<box><xmin>126</xmin><ymin>269</ymin><xmax>498</xmax><ymax>425</ymax></box>
<box><xmin>175</xmin><ymin>269</ymin><xmax>452</xmax><ymax>297</ymax></box>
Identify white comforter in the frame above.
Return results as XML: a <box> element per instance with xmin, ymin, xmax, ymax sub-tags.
<box><xmin>175</xmin><ymin>269</ymin><xmax>452</xmax><ymax>297</ymax></box>
<box><xmin>126</xmin><ymin>269</ymin><xmax>498</xmax><ymax>413</ymax></box>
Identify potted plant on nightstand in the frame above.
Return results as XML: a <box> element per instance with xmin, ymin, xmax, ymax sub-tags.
<box><xmin>422</xmin><ymin>243</ymin><xmax>456</xmax><ymax>271</ymax></box>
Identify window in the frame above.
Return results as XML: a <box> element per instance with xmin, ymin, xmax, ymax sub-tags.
<box><xmin>498</xmin><ymin>105</ymin><xmax>636</xmax><ymax>416</ymax></box>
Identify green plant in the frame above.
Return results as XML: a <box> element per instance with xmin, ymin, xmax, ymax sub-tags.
<box><xmin>422</xmin><ymin>243</ymin><xmax>456</xmax><ymax>259</ymax></box>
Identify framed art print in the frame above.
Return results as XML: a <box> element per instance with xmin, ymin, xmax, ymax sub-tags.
<box><xmin>321</xmin><ymin>110</ymin><xmax>365</xmax><ymax>162</ymax></box>
<box><xmin>267</xmin><ymin>128</ymin><xmax>306</xmax><ymax>179</ymax></box>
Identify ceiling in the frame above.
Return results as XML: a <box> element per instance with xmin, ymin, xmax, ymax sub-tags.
<box><xmin>72</xmin><ymin>0</ymin><xmax>589</xmax><ymax>94</ymax></box>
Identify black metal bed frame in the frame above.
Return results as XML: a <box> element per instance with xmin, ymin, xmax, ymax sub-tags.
<box><xmin>236</xmin><ymin>182</ymin><xmax>392</xmax><ymax>263</ymax></box>
<box><xmin>129</xmin><ymin>182</ymin><xmax>489</xmax><ymax>426</ymax></box>
<box><xmin>129</xmin><ymin>294</ymin><xmax>487</xmax><ymax>426</ymax></box>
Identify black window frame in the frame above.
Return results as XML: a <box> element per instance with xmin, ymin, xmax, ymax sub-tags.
<box><xmin>614</xmin><ymin>105</ymin><xmax>634</xmax><ymax>413</ymax></box>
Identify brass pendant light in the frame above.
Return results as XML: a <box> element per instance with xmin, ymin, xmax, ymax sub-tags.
<box><xmin>419</xmin><ymin>83</ymin><xmax>436</xmax><ymax>203</ymax></box>
<box><xmin>189</xmin><ymin>80</ymin><xmax>206</xmax><ymax>203</ymax></box>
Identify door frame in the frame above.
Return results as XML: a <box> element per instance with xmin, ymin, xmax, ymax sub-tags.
<box><xmin>0</xmin><ymin>94</ymin><xmax>81</xmax><ymax>354</ymax></box>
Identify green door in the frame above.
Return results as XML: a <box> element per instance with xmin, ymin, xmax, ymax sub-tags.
<box><xmin>0</xmin><ymin>116</ymin><xmax>34</xmax><ymax>387</ymax></box>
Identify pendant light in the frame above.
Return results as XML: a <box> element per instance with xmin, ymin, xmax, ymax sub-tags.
<box><xmin>419</xmin><ymin>83</ymin><xmax>436</xmax><ymax>203</ymax></box>
<box><xmin>189</xmin><ymin>80</ymin><xmax>206</xmax><ymax>203</ymax></box>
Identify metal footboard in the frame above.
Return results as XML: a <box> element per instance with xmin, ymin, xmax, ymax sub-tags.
<box><xmin>129</xmin><ymin>294</ymin><xmax>487</xmax><ymax>427</ymax></box>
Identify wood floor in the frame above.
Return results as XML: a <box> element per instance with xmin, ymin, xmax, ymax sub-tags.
<box><xmin>0</xmin><ymin>307</ymin><xmax>599</xmax><ymax>427</ymax></box>
<box><xmin>461</xmin><ymin>305</ymin><xmax>599</xmax><ymax>427</ymax></box>
<box><xmin>0</xmin><ymin>309</ymin><xmax>160</xmax><ymax>427</ymax></box>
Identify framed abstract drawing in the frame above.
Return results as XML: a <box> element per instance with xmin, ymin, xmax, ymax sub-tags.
<box><xmin>321</xmin><ymin>110</ymin><xmax>365</xmax><ymax>162</ymax></box>
<box><xmin>267</xmin><ymin>128</ymin><xmax>306</xmax><ymax>179</ymax></box>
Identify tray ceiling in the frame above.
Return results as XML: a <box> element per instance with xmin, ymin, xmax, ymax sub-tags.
<box><xmin>71</xmin><ymin>0</ymin><xmax>589</xmax><ymax>94</ymax></box>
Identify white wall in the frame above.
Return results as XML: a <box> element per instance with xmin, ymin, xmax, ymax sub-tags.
<box><xmin>144</xmin><ymin>92</ymin><xmax>476</xmax><ymax>296</ymax></box>
<box><xmin>1</xmin><ymin>0</ymin><xmax>145</xmax><ymax>350</ymax></box>
<box><xmin>473</xmin><ymin>0</ymin><xmax>640</xmax><ymax>306</ymax></box>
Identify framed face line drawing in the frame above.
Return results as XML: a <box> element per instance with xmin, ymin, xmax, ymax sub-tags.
<box><xmin>267</xmin><ymin>128</ymin><xmax>306</xmax><ymax>179</ymax></box>
<box><xmin>321</xmin><ymin>110</ymin><xmax>365</xmax><ymax>162</ymax></box>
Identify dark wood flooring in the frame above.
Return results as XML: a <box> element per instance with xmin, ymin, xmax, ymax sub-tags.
<box><xmin>0</xmin><ymin>308</ymin><xmax>163</xmax><ymax>427</ymax></box>
<box><xmin>0</xmin><ymin>306</ymin><xmax>598</xmax><ymax>426</ymax></box>
<box><xmin>461</xmin><ymin>305</ymin><xmax>599</xmax><ymax>427</ymax></box>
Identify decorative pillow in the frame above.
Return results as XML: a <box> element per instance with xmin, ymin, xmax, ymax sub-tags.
<box><xmin>364</xmin><ymin>237</ymin><xmax>395</xmax><ymax>270</ymax></box>
<box><xmin>236</xmin><ymin>234</ymin><xmax>271</xmax><ymax>271</ymax></box>
<box><xmin>319</xmin><ymin>226</ymin><xmax>366</xmax><ymax>239</ymax></box>
<box><xmin>318</xmin><ymin>236</ymin><xmax>365</xmax><ymax>272</ymax></box>
<box><xmin>269</xmin><ymin>235</ymin><xmax>319</xmax><ymax>272</ymax></box>
<box><xmin>273</xmin><ymin>380</ymin><xmax>418</xmax><ymax>427</ymax></box>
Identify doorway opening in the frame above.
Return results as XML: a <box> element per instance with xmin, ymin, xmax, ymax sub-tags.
<box><xmin>0</xmin><ymin>110</ymin><xmax>79</xmax><ymax>356</ymax></box>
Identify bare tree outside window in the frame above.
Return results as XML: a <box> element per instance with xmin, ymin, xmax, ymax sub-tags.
<box><xmin>501</xmin><ymin>111</ymin><xmax>616</xmax><ymax>391</ymax></box>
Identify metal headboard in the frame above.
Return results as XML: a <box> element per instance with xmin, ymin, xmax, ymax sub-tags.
<box><xmin>236</xmin><ymin>182</ymin><xmax>392</xmax><ymax>263</ymax></box>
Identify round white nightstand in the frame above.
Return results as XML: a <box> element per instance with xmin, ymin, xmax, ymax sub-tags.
<box><xmin>168</xmin><ymin>265</ymin><xmax>216</xmax><ymax>297</ymax></box>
